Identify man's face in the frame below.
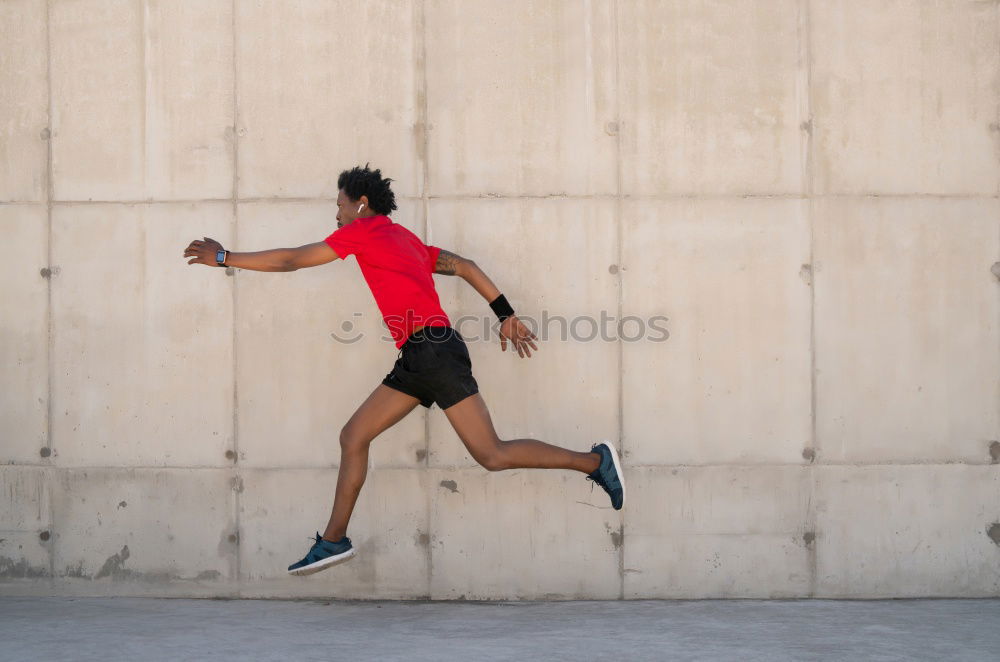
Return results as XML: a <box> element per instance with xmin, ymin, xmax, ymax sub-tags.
<box><xmin>335</xmin><ymin>189</ymin><xmax>358</xmax><ymax>228</ymax></box>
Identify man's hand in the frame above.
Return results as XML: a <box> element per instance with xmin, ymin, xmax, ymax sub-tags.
<box><xmin>499</xmin><ymin>315</ymin><xmax>538</xmax><ymax>358</ymax></box>
<box><xmin>184</xmin><ymin>237</ymin><xmax>224</xmax><ymax>267</ymax></box>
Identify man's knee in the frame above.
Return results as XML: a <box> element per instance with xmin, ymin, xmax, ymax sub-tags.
<box><xmin>339</xmin><ymin>426</ymin><xmax>369</xmax><ymax>453</ymax></box>
<box><xmin>475</xmin><ymin>441</ymin><xmax>509</xmax><ymax>472</ymax></box>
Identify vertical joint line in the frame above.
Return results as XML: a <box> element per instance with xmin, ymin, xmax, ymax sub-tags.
<box><xmin>44</xmin><ymin>0</ymin><xmax>56</xmax><ymax>583</ymax></box>
<box><xmin>802</xmin><ymin>0</ymin><xmax>818</xmax><ymax>599</ymax></box>
<box><xmin>803</xmin><ymin>0</ymin><xmax>814</xmax><ymax>198</ymax></box>
<box><xmin>611</xmin><ymin>0</ymin><xmax>625</xmax><ymax>602</ymax></box>
<box><xmin>139</xmin><ymin>0</ymin><xmax>147</xmax><ymax>193</ymax></box>
<box><xmin>230</xmin><ymin>0</ymin><xmax>241</xmax><ymax>591</ymax></box>
<box><xmin>415</xmin><ymin>0</ymin><xmax>433</xmax><ymax>598</ymax></box>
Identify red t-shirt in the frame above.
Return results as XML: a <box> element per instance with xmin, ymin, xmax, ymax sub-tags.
<box><xmin>324</xmin><ymin>215</ymin><xmax>450</xmax><ymax>348</ymax></box>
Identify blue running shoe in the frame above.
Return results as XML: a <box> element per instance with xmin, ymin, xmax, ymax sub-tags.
<box><xmin>587</xmin><ymin>441</ymin><xmax>625</xmax><ymax>510</ymax></box>
<box><xmin>287</xmin><ymin>532</ymin><xmax>355</xmax><ymax>576</ymax></box>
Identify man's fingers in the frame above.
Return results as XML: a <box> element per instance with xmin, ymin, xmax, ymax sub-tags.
<box><xmin>513</xmin><ymin>329</ymin><xmax>538</xmax><ymax>352</ymax></box>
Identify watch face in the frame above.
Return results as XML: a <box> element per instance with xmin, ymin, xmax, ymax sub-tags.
<box><xmin>216</xmin><ymin>250</ymin><xmax>226</xmax><ymax>264</ymax></box>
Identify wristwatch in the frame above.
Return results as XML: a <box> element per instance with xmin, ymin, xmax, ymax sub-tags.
<box><xmin>216</xmin><ymin>249</ymin><xmax>228</xmax><ymax>267</ymax></box>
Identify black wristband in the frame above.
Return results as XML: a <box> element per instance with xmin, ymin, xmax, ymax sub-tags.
<box><xmin>489</xmin><ymin>294</ymin><xmax>515</xmax><ymax>322</ymax></box>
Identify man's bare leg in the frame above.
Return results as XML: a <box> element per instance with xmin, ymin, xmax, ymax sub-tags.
<box><xmin>443</xmin><ymin>393</ymin><xmax>601</xmax><ymax>473</ymax></box>
<box><xmin>322</xmin><ymin>384</ymin><xmax>420</xmax><ymax>541</ymax></box>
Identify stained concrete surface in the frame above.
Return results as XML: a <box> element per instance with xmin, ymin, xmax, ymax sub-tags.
<box><xmin>2</xmin><ymin>598</ymin><xmax>998</xmax><ymax>662</ymax></box>
<box><xmin>3</xmin><ymin>0</ymin><xmax>999</xmax><ymax>600</ymax></box>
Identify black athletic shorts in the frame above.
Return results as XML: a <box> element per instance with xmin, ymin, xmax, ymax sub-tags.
<box><xmin>382</xmin><ymin>326</ymin><xmax>479</xmax><ymax>409</ymax></box>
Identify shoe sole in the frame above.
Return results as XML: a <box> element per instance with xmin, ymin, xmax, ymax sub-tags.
<box><xmin>598</xmin><ymin>440</ymin><xmax>626</xmax><ymax>510</ymax></box>
<box><xmin>288</xmin><ymin>548</ymin><xmax>356</xmax><ymax>576</ymax></box>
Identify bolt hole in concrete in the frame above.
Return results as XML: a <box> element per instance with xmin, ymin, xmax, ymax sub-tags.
<box><xmin>799</xmin><ymin>263</ymin><xmax>812</xmax><ymax>286</ymax></box>
<box><xmin>988</xmin><ymin>523</ymin><xmax>1000</xmax><ymax>546</ymax></box>
<box><xmin>38</xmin><ymin>531</ymin><xmax>50</xmax><ymax>541</ymax></box>
<box><xmin>39</xmin><ymin>447</ymin><xmax>51</xmax><ymax>458</ymax></box>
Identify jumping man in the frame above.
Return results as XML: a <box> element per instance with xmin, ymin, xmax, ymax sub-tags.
<box><xmin>183</xmin><ymin>165</ymin><xmax>625</xmax><ymax>576</ymax></box>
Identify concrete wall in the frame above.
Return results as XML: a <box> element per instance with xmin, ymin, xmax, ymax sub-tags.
<box><xmin>1</xmin><ymin>0</ymin><xmax>998</xmax><ymax>599</ymax></box>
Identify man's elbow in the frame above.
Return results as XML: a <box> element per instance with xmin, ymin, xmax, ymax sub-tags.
<box><xmin>456</xmin><ymin>257</ymin><xmax>476</xmax><ymax>278</ymax></box>
<box><xmin>281</xmin><ymin>249</ymin><xmax>302</xmax><ymax>272</ymax></box>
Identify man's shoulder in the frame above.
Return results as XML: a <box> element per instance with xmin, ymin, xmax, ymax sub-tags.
<box><xmin>329</xmin><ymin>216</ymin><xmax>382</xmax><ymax>240</ymax></box>
<box><xmin>372</xmin><ymin>217</ymin><xmax>422</xmax><ymax>240</ymax></box>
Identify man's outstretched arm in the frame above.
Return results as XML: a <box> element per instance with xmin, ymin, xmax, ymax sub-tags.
<box><xmin>183</xmin><ymin>237</ymin><xmax>339</xmax><ymax>272</ymax></box>
<box><xmin>434</xmin><ymin>249</ymin><xmax>538</xmax><ymax>358</ymax></box>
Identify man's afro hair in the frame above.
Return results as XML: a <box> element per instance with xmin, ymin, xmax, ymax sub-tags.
<box><xmin>337</xmin><ymin>164</ymin><xmax>398</xmax><ymax>215</ymax></box>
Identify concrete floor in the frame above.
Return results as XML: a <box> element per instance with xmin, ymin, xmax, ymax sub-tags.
<box><xmin>1</xmin><ymin>598</ymin><xmax>998</xmax><ymax>661</ymax></box>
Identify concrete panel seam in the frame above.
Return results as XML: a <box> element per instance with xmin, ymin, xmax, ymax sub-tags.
<box><xmin>232</xmin><ymin>0</ymin><xmax>240</xmax><ymax>202</ymax></box>
<box><xmin>0</xmin><ymin>197</ymin><xmax>53</xmax><ymax>204</ymax></box>
<box><xmin>632</xmin><ymin>460</ymin><xmax>1000</xmax><ymax>467</ymax></box>
<box><xmin>231</xmin><ymin>0</ymin><xmax>242</xmax><ymax>591</ymax></box>
<box><xmin>139</xmin><ymin>0</ymin><xmax>147</xmax><ymax>195</ymax></box>
<box><xmin>611</xmin><ymin>0</ymin><xmax>625</xmax><ymax>603</ymax></box>
<box><xmin>27</xmin><ymin>193</ymin><xmax>1000</xmax><ymax>206</ymax></box>
<box><xmin>802</xmin><ymin>0</ymin><xmax>814</xmax><ymax>198</ymax></box>
<box><xmin>44</xmin><ymin>0</ymin><xmax>54</xmax><ymax>581</ymax></box>
<box><xmin>802</xmin><ymin>0</ymin><xmax>817</xmax><ymax>599</ymax></box>
<box><xmin>16</xmin><ymin>459</ymin><xmax>1000</xmax><ymax>471</ymax></box>
<box><xmin>42</xmin><ymin>466</ymin><xmax>255</xmax><ymax>474</ymax></box>
<box><xmin>416</xmin><ymin>0</ymin><xmax>433</xmax><ymax>599</ymax></box>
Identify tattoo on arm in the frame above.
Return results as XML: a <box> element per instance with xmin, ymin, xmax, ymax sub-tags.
<box><xmin>434</xmin><ymin>249</ymin><xmax>463</xmax><ymax>276</ymax></box>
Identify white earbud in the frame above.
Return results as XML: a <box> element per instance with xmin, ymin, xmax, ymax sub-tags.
<box><xmin>357</xmin><ymin>203</ymin><xmax>365</xmax><ymax>213</ymax></box>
